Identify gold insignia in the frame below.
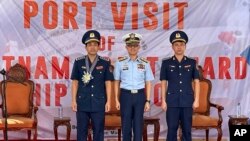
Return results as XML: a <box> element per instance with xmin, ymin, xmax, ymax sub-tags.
<box><xmin>129</xmin><ymin>33</ymin><xmax>135</xmax><ymax>39</ymax></box>
<box><xmin>90</xmin><ymin>33</ymin><xmax>95</xmax><ymax>38</ymax></box>
<box><xmin>139</xmin><ymin>57</ymin><xmax>148</xmax><ymax>63</ymax></box>
<box><xmin>176</xmin><ymin>33</ymin><xmax>181</xmax><ymax>38</ymax></box>
<box><xmin>118</xmin><ymin>56</ymin><xmax>127</xmax><ymax>62</ymax></box>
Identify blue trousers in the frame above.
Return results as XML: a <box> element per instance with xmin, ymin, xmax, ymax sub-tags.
<box><xmin>76</xmin><ymin>111</ymin><xmax>105</xmax><ymax>141</ymax></box>
<box><xmin>166</xmin><ymin>107</ymin><xmax>193</xmax><ymax>141</ymax></box>
<box><xmin>120</xmin><ymin>89</ymin><xmax>146</xmax><ymax>141</ymax></box>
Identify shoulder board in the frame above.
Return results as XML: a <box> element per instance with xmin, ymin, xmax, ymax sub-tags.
<box><xmin>139</xmin><ymin>57</ymin><xmax>148</xmax><ymax>63</ymax></box>
<box><xmin>162</xmin><ymin>57</ymin><xmax>171</xmax><ymax>61</ymax></box>
<box><xmin>118</xmin><ymin>56</ymin><xmax>128</xmax><ymax>62</ymax></box>
<box><xmin>75</xmin><ymin>56</ymin><xmax>85</xmax><ymax>61</ymax></box>
<box><xmin>186</xmin><ymin>56</ymin><xmax>197</xmax><ymax>61</ymax></box>
<box><xmin>99</xmin><ymin>56</ymin><xmax>110</xmax><ymax>62</ymax></box>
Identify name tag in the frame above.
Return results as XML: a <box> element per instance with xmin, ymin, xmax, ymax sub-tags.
<box><xmin>96</xmin><ymin>66</ymin><xmax>103</xmax><ymax>70</ymax></box>
<box><xmin>184</xmin><ymin>65</ymin><xmax>191</xmax><ymax>68</ymax></box>
<box><xmin>122</xmin><ymin>64</ymin><xmax>129</xmax><ymax>70</ymax></box>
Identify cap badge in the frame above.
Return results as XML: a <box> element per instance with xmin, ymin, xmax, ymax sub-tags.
<box><xmin>176</xmin><ymin>33</ymin><xmax>181</xmax><ymax>38</ymax></box>
<box><xmin>90</xmin><ymin>33</ymin><xmax>95</xmax><ymax>38</ymax></box>
<box><xmin>129</xmin><ymin>33</ymin><xmax>135</xmax><ymax>39</ymax></box>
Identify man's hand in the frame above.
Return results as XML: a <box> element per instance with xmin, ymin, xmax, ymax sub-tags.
<box><xmin>161</xmin><ymin>101</ymin><xmax>167</xmax><ymax>111</ymax></box>
<box><xmin>115</xmin><ymin>99</ymin><xmax>120</xmax><ymax>110</ymax></box>
<box><xmin>193</xmin><ymin>99</ymin><xmax>199</xmax><ymax>109</ymax></box>
<box><xmin>105</xmin><ymin>101</ymin><xmax>110</xmax><ymax>112</ymax></box>
<box><xmin>72</xmin><ymin>101</ymin><xmax>77</xmax><ymax>112</ymax></box>
<box><xmin>144</xmin><ymin>102</ymin><xmax>150</xmax><ymax>112</ymax></box>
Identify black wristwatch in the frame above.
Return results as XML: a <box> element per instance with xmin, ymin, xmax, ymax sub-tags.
<box><xmin>145</xmin><ymin>100</ymin><xmax>151</xmax><ymax>104</ymax></box>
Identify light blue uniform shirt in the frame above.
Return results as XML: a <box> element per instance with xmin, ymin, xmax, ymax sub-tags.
<box><xmin>114</xmin><ymin>56</ymin><xmax>154</xmax><ymax>90</ymax></box>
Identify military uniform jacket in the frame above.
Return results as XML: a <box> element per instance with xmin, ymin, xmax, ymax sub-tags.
<box><xmin>70</xmin><ymin>55</ymin><xmax>114</xmax><ymax>112</ymax></box>
<box><xmin>160</xmin><ymin>56</ymin><xmax>199</xmax><ymax>107</ymax></box>
<box><xmin>114</xmin><ymin>56</ymin><xmax>154</xmax><ymax>90</ymax></box>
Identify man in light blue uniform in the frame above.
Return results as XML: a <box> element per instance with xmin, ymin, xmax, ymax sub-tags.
<box><xmin>114</xmin><ymin>33</ymin><xmax>154</xmax><ymax>141</ymax></box>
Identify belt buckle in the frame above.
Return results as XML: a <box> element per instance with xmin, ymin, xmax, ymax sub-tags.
<box><xmin>131</xmin><ymin>89</ymin><xmax>138</xmax><ymax>94</ymax></box>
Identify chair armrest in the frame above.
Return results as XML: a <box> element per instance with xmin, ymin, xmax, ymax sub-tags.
<box><xmin>34</xmin><ymin>106</ymin><xmax>38</xmax><ymax>114</ymax></box>
<box><xmin>210</xmin><ymin>102</ymin><xmax>224</xmax><ymax>111</ymax></box>
<box><xmin>210</xmin><ymin>102</ymin><xmax>224</xmax><ymax>125</ymax></box>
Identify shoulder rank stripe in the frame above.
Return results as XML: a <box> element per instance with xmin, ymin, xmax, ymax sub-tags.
<box><xmin>139</xmin><ymin>57</ymin><xmax>148</xmax><ymax>63</ymax></box>
<box><xmin>162</xmin><ymin>57</ymin><xmax>171</xmax><ymax>61</ymax></box>
<box><xmin>118</xmin><ymin>56</ymin><xmax>127</xmax><ymax>62</ymax></box>
<box><xmin>99</xmin><ymin>56</ymin><xmax>110</xmax><ymax>61</ymax></box>
<box><xmin>75</xmin><ymin>56</ymin><xmax>85</xmax><ymax>61</ymax></box>
<box><xmin>187</xmin><ymin>56</ymin><xmax>197</xmax><ymax>61</ymax></box>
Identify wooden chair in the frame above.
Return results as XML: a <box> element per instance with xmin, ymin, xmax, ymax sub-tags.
<box><xmin>191</xmin><ymin>66</ymin><xmax>224</xmax><ymax>141</ymax></box>
<box><xmin>0</xmin><ymin>63</ymin><xmax>38</xmax><ymax>140</ymax></box>
<box><xmin>179</xmin><ymin>66</ymin><xmax>224</xmax><ymax>141</ymax></box>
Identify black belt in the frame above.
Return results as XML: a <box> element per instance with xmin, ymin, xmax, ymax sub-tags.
<box><xmin>121</xmin><ymin>88</ymin><xmax>144</xmax><ymax>94</ymax></box>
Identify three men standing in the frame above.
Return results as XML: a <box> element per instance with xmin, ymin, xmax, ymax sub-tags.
<box><xmin>71</xmin><ymin>30</ymin><xmax>199</xmax><ymax>141</ymax></box>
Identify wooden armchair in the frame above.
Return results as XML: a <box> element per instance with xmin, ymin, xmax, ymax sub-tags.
<box><xmin>191</xmin><ymin>66</ymin><xmax>224</xmax><ymax>141</ymax></box>
<box><xmin>0</xmin><ymin>63</ymin><xmax>38</xmax><ymax>140</ymax></box>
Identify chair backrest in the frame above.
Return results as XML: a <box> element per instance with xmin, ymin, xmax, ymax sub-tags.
<box><xmin>193</xmin><ymin>66</ymin><xmax>212</xmax><ymax>115</ymax></box>
<box><xmin>0</xmin><ymin>63</ymin><xmax>34</xmax><ymax>118</ymax></box>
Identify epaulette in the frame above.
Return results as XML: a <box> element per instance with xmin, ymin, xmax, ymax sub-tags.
<box><xmin>118</xmin><ymin>56</ymin><xmax>128</xmax><ymax>62</ymax></box>
<box><xmin>75</xmin><ymin>56</ymin><xmax>85</xmax><ymax>61</ymax></box>
<box><xmin>187</xmin><ymin>56</ymin><xmax>197</xmax><ymax>61</ymax></box>
<box><xmin>139</xmin><ymin>57</ymin><xmax>149</xmax><ymax>63</ymax></box>
<box><xmin>99</xmin><ymin>56</ymin><xmax>110</xmax><ymax>62</ymax></box>
<box><xmin>162</xmin><ymin>57</ymin><xmax>171</xmax><ymax>61</ymax></box>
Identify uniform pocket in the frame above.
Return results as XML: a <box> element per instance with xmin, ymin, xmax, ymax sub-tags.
<box><xmin>184</xmin><ymin>66</ymin><xmax>192</xmax><ymax>72</ymax></box>
<box><xmin>182</xmin><ymin>93</ymin><xmax>194</xmax><ymax>106</ymax></box>
<box><xmin>136</xmin><ymin>70</ymin><xmax>145</xmax><ymax>80</ymax></box>
<box><xmin>166</xmin><ymin>94</ymin><xmax>179</xmax><ymax>107</ymax></box>
<box><xmin>95</xmin><ymin>96</ymin><xmax>106</xmax><ymax>102</ymax></box>
<box><xmin>76</xmin><ymin>94</ymin><xmax>87</xmax><ymax>102</ymax></box>
<box><xmin>94</xmin><ymin>96</ymin><xmax>106</xmax><ymax>105</ymax></box>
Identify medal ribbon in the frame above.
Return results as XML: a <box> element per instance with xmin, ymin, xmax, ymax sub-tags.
<box><xmin>85</xmin><ymin>55</ymin><xmax>99</xmax><ymax>79</ymax></box>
